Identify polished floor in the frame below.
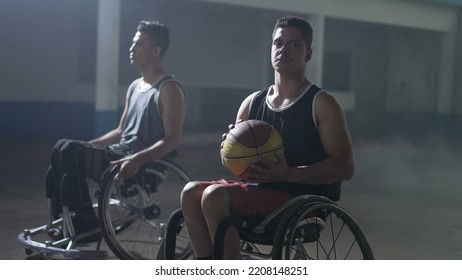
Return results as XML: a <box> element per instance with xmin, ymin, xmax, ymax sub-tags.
<box><xmin>1</xmin><ymin>136</ymin><xmax>462</xmax><ymax>260</ymax></box>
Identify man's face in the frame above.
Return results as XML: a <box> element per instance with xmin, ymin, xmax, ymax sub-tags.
<box><xmin>271</xmin><ymin>27</ymin><xmax>312</xmax><ymax>74</ymax></box>
<box><xmin>129</xmin><ymin>31</ymin><xmax>156</xmax><ymax>67</ymax></box>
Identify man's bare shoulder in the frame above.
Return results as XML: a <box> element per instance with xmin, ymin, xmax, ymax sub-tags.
<box><xmin>161</xmin><ymin>80</ymin><xmax>184</xmax><ymax>94</ymax></box>
<box><xmin>314</xmin><ymin>90</ymin><xmax>347</xmax><ymax>124</ymax></box>
<box><xmin>315</xmin><ymin>90</ymin><xmax>343</xmax><ymax>109</ymax></box>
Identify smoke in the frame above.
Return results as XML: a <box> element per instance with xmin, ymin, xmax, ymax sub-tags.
<box><xmin>351</xmin><ymin>137</ymin><xmax>462</xmax><ymax>203</ymax></box>
<box><xmin>343</xmin><ymin>137</ymin><xmax>462</xmax><ymax>259</ymax></box>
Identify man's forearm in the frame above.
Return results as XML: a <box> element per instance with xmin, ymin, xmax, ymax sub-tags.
<box><xmin>88</xmin><ymin>129</ymin><xmax>121</xmax><ymax>146</ymax></box>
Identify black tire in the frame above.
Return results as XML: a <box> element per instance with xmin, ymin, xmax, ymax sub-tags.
<box><xmin>98</xmin><ymin>160</ymin><xmax>191</xmax><ymax>259</ymax></box>
<box><xmin>273</xmin><ymin>201</ymin><xmax>374</xmax><ymax>260</ymax></box>
<box><xmin>162</xmin><ymin>209</ymin><xmax>193</xmax><ymax>260</ymax></box>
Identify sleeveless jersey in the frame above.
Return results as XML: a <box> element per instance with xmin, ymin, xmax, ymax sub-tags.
<box><xmin>248</xmin><ymin>83</ymin><xmax>341</xmax><ymax>201</ymax></box>
<box><xmin>109</xmin><ymin>74</ymin><xmax>184</xmax><ymax>155</ymax></box>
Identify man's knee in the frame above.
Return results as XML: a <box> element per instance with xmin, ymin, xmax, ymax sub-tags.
<box><xmin>53</xmin><ymin>138</ymin><xmax>71</xmax><ymax>149</ymax></box>
<box><xmin>52</xmin><ymin>139</ymin><xmax>77</xmax><ymax>156</ymax></box>
<box><xmin>181</xmin><ymin>181</ymin><xmax>207</xmax><ymax>209</ymax></box>
<box><xmin>52</xmin><ymin>139</ymin><xmax>87</xmax><ymax>173</ymax></box>
<box><xmin>201</xmin><ymin>185</ymin><xmax>230</xmax><ymax>215</ymax></box>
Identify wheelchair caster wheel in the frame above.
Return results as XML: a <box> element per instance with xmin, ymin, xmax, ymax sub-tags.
<box><xmin>47</xmin><ymin>227</ymin><xmax>63</xmax><ymax>241</ymax></box>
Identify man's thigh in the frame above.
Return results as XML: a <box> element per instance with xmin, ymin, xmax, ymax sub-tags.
<box><xmin>222</xmin><ymin>181</ymin><xmax>292</xmax><ymax>217</ymax></box>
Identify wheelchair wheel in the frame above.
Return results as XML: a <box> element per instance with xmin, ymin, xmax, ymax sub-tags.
<box><xmin>161</xmin><ymin>209</ymin><xmax>193</xmax><ymax>260</ymax></box>
<box><xmin>273</xmin><ymin>201</ymin><xmax>374</xmax><ymax>260</ymax></box>
<box><xmin>98</xmin><ymin>159</ymin><xmax>191</xmax><ymax>259</ymax></box>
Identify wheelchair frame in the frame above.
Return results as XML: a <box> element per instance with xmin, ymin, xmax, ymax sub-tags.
<box><xmin>162</xmin><ymin>195</ymin><xmax>374</xmax><ymax>260</ymax></box>
<box><xmin>17</xmin><ymin>159</ymin><xmax>191</xmax><ymax>260</ymax></box>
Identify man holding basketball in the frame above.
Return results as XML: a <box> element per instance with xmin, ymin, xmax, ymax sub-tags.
<box><xmin>181</xmin><ymin>16</ymin><xmax>354</xmax><ymax>259</ymax></box>
<box><xmin>46</xmin><ymin>20</ymin><xmax>186</xmax><ymax>240</ymax></box>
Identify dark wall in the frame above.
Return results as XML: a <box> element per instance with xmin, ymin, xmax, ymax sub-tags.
<box><xmin>1</xmin><ymin>0</ymin><xmax>461</xmax><ymax>146</ymax></box>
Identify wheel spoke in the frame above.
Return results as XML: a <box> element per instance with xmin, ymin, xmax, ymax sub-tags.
<box><xmin>98</xmin><ymin>160</ymin><xmax>192</xmax><ymax>259</ymax></box>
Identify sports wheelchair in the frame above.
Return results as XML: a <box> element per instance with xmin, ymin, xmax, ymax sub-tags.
<box><xmin>161</xmin><ymin>194</ymin><xmax>374</xmax><ymax>260</ymax></box>
<box><xmin>17</xmin><ymin>159</ymin><xmax>192</xmax><ymax>260</ymax></box>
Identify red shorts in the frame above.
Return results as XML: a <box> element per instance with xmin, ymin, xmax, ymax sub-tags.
<box><xmin>211</xmin><ymin>179</ymin><xmax>292</xmax><ymax>217</ymax></box>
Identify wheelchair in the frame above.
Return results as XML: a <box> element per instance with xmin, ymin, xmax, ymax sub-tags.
<box><xmin>161</xmin><ymin>194</ymin><xmax>374</xmax><ymax>260</ymax></box>
<box><xmin>17</xmin><ymin>158</ymin><xmax>193</xmax><ymax>260</ymax></box>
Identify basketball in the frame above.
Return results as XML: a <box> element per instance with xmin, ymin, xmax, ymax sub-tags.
<box><xmin>221</xmin><ymin>119</ymin><xmax>284</xmax><ymax>179</ymax></box>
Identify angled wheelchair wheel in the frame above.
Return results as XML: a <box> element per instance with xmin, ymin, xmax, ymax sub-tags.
<box><xmin>98</xmin><ymin>159</ymin><xmax>191</xmax><ymax>259</ymax></box>
<box><xmin>273</xmin><ymin>201</ymin><xmax>374</xmax><ymax>260</ymax></box>
<box><xmin>160</xmin><ymin>209</ymin><xmax>193</xmax><ymax>260</ymax></box>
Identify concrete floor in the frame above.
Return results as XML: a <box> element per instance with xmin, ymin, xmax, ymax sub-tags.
<box><xmin>1</xmin><ymin>136</ymin><xmax>461</xmax><ymax>260</ymax></box>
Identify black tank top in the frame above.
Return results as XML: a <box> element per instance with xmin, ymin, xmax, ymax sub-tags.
<box><xmin>248</xmin><ymin>83</ymin><xmax>341</xmax><ymax>201</ymax></box>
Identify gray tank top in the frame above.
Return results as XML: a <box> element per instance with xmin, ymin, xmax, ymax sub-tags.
<box><xmin>109</xmin><ymin>74</ymin><xmax>184</xmax><ymax>155</ymax></box>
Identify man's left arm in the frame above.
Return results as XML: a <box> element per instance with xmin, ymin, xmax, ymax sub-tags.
<box><xmin>304</xmin><ymin>91</ymin><xmax>355</xmax><ymax>183</ymax></box>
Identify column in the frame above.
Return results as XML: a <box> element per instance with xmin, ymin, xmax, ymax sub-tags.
<box><xmin>94</xmin><ymin>0</ymin><xmax>121</xmax><ymax>136</ymax></box>
<box><xmin>307</xmin><ymin>14</ymin><xmax>325</xmax><ymax>86</ymax></box>
<box><xmin>437</xmin><ymin>28</ymin><xmax>456</xmax><ymax>114</ymax></box>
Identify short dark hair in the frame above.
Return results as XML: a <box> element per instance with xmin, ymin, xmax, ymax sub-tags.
<box><xmin>137</xmin><ymin>20</ymin><xmax>170</xmax><ymax>57</ymax></box>
<box><xmin>272</xmin><ymin>16</ymin><xmax>313</xmax><ymax>48</ymax></box>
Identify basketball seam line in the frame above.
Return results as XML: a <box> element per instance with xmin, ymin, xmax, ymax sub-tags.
<box><xmin>223</xmin><ymin>146</ymin><xmax>284</xmax><ymax>159</ymax></box>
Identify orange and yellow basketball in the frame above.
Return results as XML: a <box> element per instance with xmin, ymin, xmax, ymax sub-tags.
<box><xmin>221</xmin><ymin>119</ymin><xmax>284</xmax><ymax>179</ymax></box>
